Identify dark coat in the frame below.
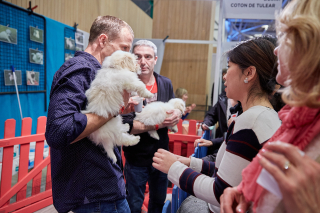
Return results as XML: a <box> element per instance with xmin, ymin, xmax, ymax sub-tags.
<box><xmin>122</xmin><ymin>72</ymin><xmax>175</xmax><ymax>167</ymax></box>
<box><xmin>203</xmin><ymin>91</ymin><xmax>228</xmax><ymax>151</ymax></box>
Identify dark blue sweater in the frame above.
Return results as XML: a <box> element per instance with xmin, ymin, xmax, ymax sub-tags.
<box><xmin>45</xmin><ymin>51</ymin><xmax>126</xmax><ymax>213</ymax></box>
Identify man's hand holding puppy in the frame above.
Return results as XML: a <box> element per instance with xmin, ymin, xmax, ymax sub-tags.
<box><xmin>158</xmin><ymin>109</ymin><xmax>182</xmax><ymax>129</ymax></box>
<box><xmin>130</xmin><ymin>108</ymin><xmax>181</xmax><ymax>135</ymax></box>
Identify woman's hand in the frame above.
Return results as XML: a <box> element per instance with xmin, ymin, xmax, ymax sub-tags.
<box><xmin>184</xmin><ymin>104</ymin><xmax>197</xmax><ymax>115</ymax></box>
<box><xmin>202</xmin><ymin>123</ymin><xmax>210</xmax><ymax>131</ymax></box>
<box><xmin>258</xmin><ymin>142</ymin><xmax>320</xmax><ymax>213</ymax></box>
<box><xmin>228</xmin><ymin>116</ymin><xmax>236</xmax><ymax>127</ymax></box>
<box><xmin>194</xmin><ymin>138</ymin><xmax>213</xmax><ymax>147</ymax></box>
<box><xmin>220</xmin><ymin>187</ymin><xmax>250</xmax><ymax>213</ymax></box>
<box><xmin>152</xmin><ymin>149</ymin><xmax>178</xmax><ymax>174</ymax></box>
<box><xmin>176</xmin><ymin>155</ymin><xmax>191</xmax><ymax>167</ymax></box>
<box><xmin>184</xmin><ymin>106</ymin><xmax>192</xmax><ymax>115</ymax></box>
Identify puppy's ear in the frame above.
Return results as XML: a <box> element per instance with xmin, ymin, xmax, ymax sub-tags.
<box><xmin>121</xmin><ymin>55</ymin><xmax>136</xmax><ymax>72</ymax></box>
<box><xmin>102</xmin><ymin>56</ymin><xmax>112</xmax><ymax>68</ymax></box>
<box><xmin>174</xmin><ymin>100</ymin><xmax>185</xmax><ymax>113</ymax></box>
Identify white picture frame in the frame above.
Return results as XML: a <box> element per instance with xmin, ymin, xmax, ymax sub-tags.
<box><xmin>65</xmin><ymin>53</ymin><xmax>74</xmax><ymax>61</ymax></box>
<box><xmin>29</xmin><ymin>48</ymin><xmax>44</xmax><ymax>65</ymax></box>
<box><xmin>0</xmin><ymin>25</ymin><xmax>17</xmax><ymax>44</ymax></box>
<box><xmin>75</xmin><ymin>32</ymin><xmax>84</xmax><ymax>45</ymax></box>
<box><xmin>26</xmin><ymin>70</ymin><xmax>40</xmax><ymax>86</ymax></box>
<box><xmin>65</xmin><ymin>37</ymin><xmax>75</xmax><ymax>50</ymax></box>
<box><xmin>30</xmin><ymin>26</ymin><xmax>44</xmax><ymax>43</ymax></box>
<box><xmin>4</xmin><ymin>70</ymin><xmax>22</xmax><ymax>86</ymax></box>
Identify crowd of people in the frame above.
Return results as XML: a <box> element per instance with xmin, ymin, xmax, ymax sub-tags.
<box><xmin>45</xmin><ymin>0</ymin><xmax>320</xmax><ymax>212</ymax></box>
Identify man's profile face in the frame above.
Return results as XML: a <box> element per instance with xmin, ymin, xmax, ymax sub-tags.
<box><xmin>133</xmin><ymin>45</ymin><xmax>157</xmax><ymax>76</ymax></box>
<box><xmin>101</xmin><ymin>27</ymin><xmax>133</xmax><ymax>59</ymax></box>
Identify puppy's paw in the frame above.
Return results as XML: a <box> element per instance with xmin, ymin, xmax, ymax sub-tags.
<box><xmin>148</xmin><ymin>130</ymin><xmax>160</xmax><ymax>140</ymax></box>
<box><xmin>110</xmin><ymin>156</ymin><xmax>117</xmax><ymax>164</ymax></box>
<box><xmin>171</xmin><ymin>125</ymin><xmax>178</xmax><ymax>133</ymax></box>
<box><xmin>121</xmin><ymin>134</ymin><xmax>140</xmax><ymax>146</ymax></box>
<box><xmin>123</xmin><ymin>123</ymin><xmax>130</xmax><ymax>132</ymax></box>
<box><xmin>140</xmin><ymin>90</ymin><xmax>153</xmax><ymax>98</ymax></box>
<box><xmin>107</xmin><ymin>152</ymin><xmax>117</xmax><ymax>164</ymax></box>
<box><xmin>130</xmin><ymin>135</ymin><xmax>140</xmax><ymax>145</ymax></box>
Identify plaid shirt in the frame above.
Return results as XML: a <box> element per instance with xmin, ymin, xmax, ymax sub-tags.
<box><xmin>45</xmin><ymin>51</ymin><xmax>126</xmax><ymax>213</ymax></box>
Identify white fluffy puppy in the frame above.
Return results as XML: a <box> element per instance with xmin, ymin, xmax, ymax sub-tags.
<box><xmin>134</xmin><ymin>98</ymin><xmax>185</xmax><ymax>140</ymax></box>
<box><xmin>83</xmin><ymin>50</ymin><xmax>153</xmax><ymax>163</ymax></box>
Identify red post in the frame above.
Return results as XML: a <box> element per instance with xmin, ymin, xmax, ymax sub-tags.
<box><xmin>188</xmin><ymin>120</ymin><xmax>197</xmax><ymax>135</ymax></box>
<box><xmin>177</xmin><ymin>119</ymin><xmax>183</xmax><ymax>134</ymax></box>
<box><xmin>0</xmin><ymin>119</ymin><xmax>16</xmax><ymax>206</ymax></box>
<box><xmin>186</xmin><ymin>120</ymin><xmax>197</xmax><ymax>156</ymax></box>
<box><xmin>172</xmin><ymin>140</ymin><xmax>182</xmax><ymax>156</ymax></box>
<box><xmin>17</xmin><ymin>118</ymin><xmax>32</xmax><ymax>201</ymax></box>
<box><xmin>46</xmin><ymin>153</ymin><xmax>52</xmax><ymax>190</ymax></box>
<box><xmin>32</xmin><ymin>117</ymin><xmax>46</xmax><ymax>195</ymax></box>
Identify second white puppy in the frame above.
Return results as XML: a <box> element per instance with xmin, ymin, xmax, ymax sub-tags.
<box><xmin>134</xmin><ymin>98</ymin><xmax>185</xmax><ymax>140</ymax></box>
<box><xmin>83</xmin><ymin>51</ymin><xmax>153</xmax><ymax>163</ymax></box>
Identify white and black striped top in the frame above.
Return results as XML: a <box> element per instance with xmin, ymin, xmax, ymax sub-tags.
<box><xmin>168</xmin><ymin>105</ymin><xmax>281</xmax><ymax>213</ymax></box>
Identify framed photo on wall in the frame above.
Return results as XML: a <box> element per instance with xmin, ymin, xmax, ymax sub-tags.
<box><xmin>0</xmin><ymin>24</ymin><xmax>17</xmax><ymax>44</ymax></box>
<box><xmin>65</xmin><ymin>53</ymin><xmax>74</xmax><ymax>61</ymax></box>
<box><xmin>65</xmin><ymin>37</ymin><xmax>75</xmax><ymax>50</ymax></box>
<box><xmin>30</xmin><ymin>26</ymin><xmax>44</xmax><ymax>43</ymax></box>
<box><xmin>75</xmin><ymin>32</ymin><xmax>84</xmax><ymax>45</ymax></box>
<box><xmin>29</xmin><ymin>48</ymin><xmax>43</xmax><ymax>65</ymax></box>
<box><xmin>26</xmin><ymin>70</ymin><xmax>39</xmax><ymax>86</ymax></box>
<box><xmin>4</xmin><ymin>70</ymin><xmax>22</xmax><ymax>86</ymax></box>
<box><xmin>76</xmin><ymin>44</ymin><xmax>84</xmax><ymax>51</ymax></box>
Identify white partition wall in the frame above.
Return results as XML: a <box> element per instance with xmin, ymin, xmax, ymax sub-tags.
<box><xmin>212</xmin><ymin>0</ymin><xmax>282</xmax><ymax>105</ymax></box>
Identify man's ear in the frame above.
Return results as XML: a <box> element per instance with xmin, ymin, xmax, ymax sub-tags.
<box><xmin>98</xmin><ymin>34</ymin><xmax>108</xmax><ymax>48</ymax></box>
<box><xmin>245</xmin><ymin>66</ymin><xmax>257</xmax><ymax>82</ymax></box>
<box><xmin>154</xmin><ymin>56</ymin><xmax>158</xmax><ymax>65</ymax></box>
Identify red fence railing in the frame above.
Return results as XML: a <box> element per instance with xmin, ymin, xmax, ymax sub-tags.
<box><xmin>0</xmin><ymin>117</ymin><xmax>52</xmax><ymax>213</ymax></box>
<box><xmin>169</xmin><ymin>119</ymin><xmax>201</xmax><ymax>157</ymax></box>
<box><xmin>0</xmin><ymin>117</ymin><xmax>202</xmax><ymax>213</ymax></box>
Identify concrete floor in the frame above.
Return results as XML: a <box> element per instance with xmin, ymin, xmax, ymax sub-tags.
<box><xmin>35</xmin><ymin>205</ymin><xmax>59</xmax><ymax>213</ymax></box>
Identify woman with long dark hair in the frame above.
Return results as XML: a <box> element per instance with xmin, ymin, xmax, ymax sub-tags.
<box><xmin>152</xmin><ymin>37</ymin><xmax>281</xmax><ymax>213</ymax></box>
<box><xmin>220</xmin><ymin>0</ymin><xmax>320</xmax><ymax>212</ymax></box>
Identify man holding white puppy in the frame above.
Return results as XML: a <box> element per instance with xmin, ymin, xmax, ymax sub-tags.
<box><xmin>46</xmin><ymin>16</ymin><xmax>135</xmax><ymax>213</ymax></box>
<box><xmin>122</xmin><ymin>40</ymin><xmax>182</xmax><ymax>213</ymax></box>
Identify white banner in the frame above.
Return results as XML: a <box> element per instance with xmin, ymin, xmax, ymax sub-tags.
<box><xmin>224</xmin><ymin>0</ymin><xmax>282</xmax><ymax>20</ymax></box>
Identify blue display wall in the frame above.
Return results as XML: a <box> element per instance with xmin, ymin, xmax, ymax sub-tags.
<box><xmin>0</xmin><ymin>1</ymin><xmax>77</xmax><ymax>138</ymax></box>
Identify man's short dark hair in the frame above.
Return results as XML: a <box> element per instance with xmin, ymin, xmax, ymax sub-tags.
<box><xmin>88</xmin><ymin>15</ymin><xmax>134</xmax><ymax>43</ymax></box>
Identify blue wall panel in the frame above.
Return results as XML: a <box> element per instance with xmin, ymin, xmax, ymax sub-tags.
<box><xmin>0</xmin><ymin>2</ymin><xmax>76</xmax><ymax>138</ymax></box>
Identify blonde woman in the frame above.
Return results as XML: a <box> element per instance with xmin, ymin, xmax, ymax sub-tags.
<box><xmin>220</xmin><ymin>0</ymin><xmax>320</xmax><ymax>212</ymax></box>
<box><xmin>175</xmin><ymin>88</ymin><xmax>196</xmax><ymax>119</ymax></box>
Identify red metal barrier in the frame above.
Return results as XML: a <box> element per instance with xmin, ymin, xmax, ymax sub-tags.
<box><xmin>0</xmin><ymin>117</ymin><xmax>52</xmax><ymax>213</ymax></box>
<box><xmin>169</xmin><ymin>119</ymin><xmax>201</xmax><ymax>157</ymax></box>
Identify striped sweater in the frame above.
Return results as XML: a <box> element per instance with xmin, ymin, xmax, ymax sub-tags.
<box><xmin>168</xmin><ymin>106</ymin><xmax>281</xmax><ymax>213</ymax></box>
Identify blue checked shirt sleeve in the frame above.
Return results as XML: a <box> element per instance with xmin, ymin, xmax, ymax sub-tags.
<box><xmin>45</xmin><ymin>68</ymin><xmax>91</xmax><ymax>150</ymax></box>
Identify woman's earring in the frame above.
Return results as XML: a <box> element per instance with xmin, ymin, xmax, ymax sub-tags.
<box><xmin>244</xmin><ymin>78</ymin><xmax>248</xmax><ymax>83</ymax></box>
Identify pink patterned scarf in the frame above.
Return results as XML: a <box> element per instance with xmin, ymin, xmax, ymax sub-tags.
<box><xmin>237</xmin><ymin>104</ymin><xmax>320</xmax><ymax>212</ymax></box>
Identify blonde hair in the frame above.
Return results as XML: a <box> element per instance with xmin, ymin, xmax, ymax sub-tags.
<box><xmin>175</xmin><ymin>88</ymin><xmax>188</xmax><ymax>99</ymax></box>
<box><xmin>277</xmin><ymin>0</ymin><xmax>320</xmax><ymax>108</ymax></box>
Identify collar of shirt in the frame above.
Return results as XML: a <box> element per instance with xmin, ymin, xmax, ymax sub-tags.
<box><xmin>75</xmin><ymin>51</ymin><xmax>101</xmax><ymax>69</ymax></box>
